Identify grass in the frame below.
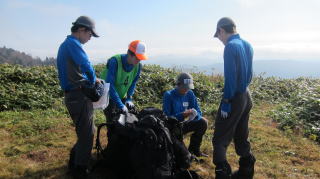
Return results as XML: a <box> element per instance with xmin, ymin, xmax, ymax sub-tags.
<box><xmin>0</xmin><ymin>103</ymin><xmax>320</xmax><ymax>179</ymax></box>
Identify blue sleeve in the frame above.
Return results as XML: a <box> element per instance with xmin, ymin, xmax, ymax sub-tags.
<box><xmin>106</xmin><ymin>58</ymin><xmax>124</xmax><ymax>109</ymax></box>
<box><xmin>189</xmin><ymin>91</ymin><xmax>202</xmax><ymax>120</ymax></box>
<box><xmin>67</xmin><ymin>41</ymin><xmax>96</xmax><ymax>84</ymax></box>
<box><xmin>126</xmin><ymin>64</ymin><xmax>141</xmax><ymax>100</ymax></box>
<box><xmin>223</xmin><ymin>44</ymin><xmax>237</xmax><ymax>100</ymax></box>
<box><xmin>247</xmin><ymin>44</ymin><xmax>253</xmax><ymax>84</ymax></box>
<box><xmin>163</xmin><ymin>91</ymin><xmax>184</xmax><ymax>121</ymax></box>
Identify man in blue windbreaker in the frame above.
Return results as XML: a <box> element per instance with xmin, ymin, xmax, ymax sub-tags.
<box><xmin>212</xmin><ymin>17</ymin><xmax>256</xmax><ymax>179</ymax></box>
<box><xmin>163</xmin><ymin>72</ymin><xmax>208</xmax><ymax>157</ymax></box>
<box><xmin>57</xmin><ymin>16</ymin><xmax>100</xmax><ymax>179</ymax></box>
<box><xmin>101</xmin><ymin>40</ymin><xmax>147</xmax><ymax>121</ymax></box>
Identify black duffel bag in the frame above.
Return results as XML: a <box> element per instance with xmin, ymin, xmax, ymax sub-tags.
<box><xmin>82</xmin><ymin>80</ymin><xmax>104</xmax><ymax>102</ymax></box>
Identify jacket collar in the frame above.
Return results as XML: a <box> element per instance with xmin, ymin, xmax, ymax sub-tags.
<box><xmin>227</xmin><ymin>34</ymin><xmax>240</xmax><ymax>43</ymax></box>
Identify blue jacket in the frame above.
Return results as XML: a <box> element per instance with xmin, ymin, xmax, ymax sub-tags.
<box><xmin>106</xmin><ymin>54</ymin><xmax>141</xmax><ymax>109</ymax></box>
<box><xmin>222</xmin><ymin>34</ymin><xmax>253</xmax><ymax>112</ymax></box>
<box><xmin>57</xmin><ymin>35</ymin><xmax>96</xmax><ymax>91</ymax></box>
<box><xmin>163</xmin><ymin>88</ymin><xmax>202</xmax><ymax>122</ymax></box>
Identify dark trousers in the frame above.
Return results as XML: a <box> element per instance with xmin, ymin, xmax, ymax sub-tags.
<box><xmin>212</xmin><ymin>89</ymin><xmax>253</xmax><ymax>164</ymax></box>
<box><xmin>183</xmin><ymin>117</ymin><xmax>208</xmax><ymax>152</ymax></box>
<box><xmin>65</xmin><ymin>90</ymin><xmax>94</xmax><ymax>167</ymax></box>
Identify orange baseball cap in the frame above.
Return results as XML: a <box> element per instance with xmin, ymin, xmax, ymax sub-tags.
<box><xmin>128</xmin><ymin>40</ymin><xmax>148</xmax><ymax>60</ymax></box>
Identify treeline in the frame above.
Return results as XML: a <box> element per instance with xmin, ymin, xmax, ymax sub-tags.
<box><xmin>0</xmin><ymin>46</ymin><xmax>56</xmax><ymax>66</ymax></box>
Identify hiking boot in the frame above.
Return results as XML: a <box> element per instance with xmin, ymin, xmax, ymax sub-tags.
<box><xmin>232</xmin><ymin>154</ymin><xmax>256</xmax><ymax>179</ymax></box>
<box><xmin>68</xmin><ymin>147</ymin><xmax>76</xmax><ymax>172</ymax></box>
<box><xmin>215</xmin><ymin>161</ymin><xmax>232</xmax><ymax>179</ymax></box>
<box><xmin>71</xmin><ymin>165</ymin><xmax>89</xmax><ymax>179</ymax></box>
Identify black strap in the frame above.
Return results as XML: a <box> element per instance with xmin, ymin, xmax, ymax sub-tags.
<box><xmin>95</xmin><ymin>123</ymin><xmax>109</xmax><ymax>158</ymax></box>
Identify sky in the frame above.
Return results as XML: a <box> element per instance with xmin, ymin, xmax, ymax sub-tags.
<box><xmin>1</xmin><ymin>0</ymin><xmax>320</xmax><ymax>66</ymax></box>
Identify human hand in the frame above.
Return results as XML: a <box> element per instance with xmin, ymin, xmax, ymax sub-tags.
<box><xmin>221</xmin><ymin>110</ymin><xmax>229</xmax><ymax>119</ymax></box>
<box><xmin>125</xmin><ymin>100</ymin><xmax>134</xmax><ymax>108</ymax></box>
<box><xmin>121</xmin><ymin>105</ymin><xmax>129</xmax><ymax>114</ymax></box>
<box><xmin>188</xmin><ymin>108</ymin><xmax>198</xmax><ymax>121</ymax></box>
<box><xmin>96</xmin><ymin>78</ymin><xmax>102</xmax><ymax>84</ymax></box>
<box><xmin>183</xmin><ymin>109</ymin><xmax>193</xmax><ymax>118</ymax></box>
<box><xmin>220</xmin><ymin>102</ymin><xmax>231</xmax><ymax>119</ymax></box>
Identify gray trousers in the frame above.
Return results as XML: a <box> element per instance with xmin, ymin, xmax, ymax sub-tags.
<box><xmin>65</xmin><ymin>90</ymin><xmax>95</xmax><ymax>167</ymax></box>
<box><xmin>183</xmin><ymin>117</ymin><xmax>208</xmax><ymax>152</ymax></box>
<box><xmin>212</xmin><ymin>89</ymin><xmax>253</xmax><ymax>164</ymax></box>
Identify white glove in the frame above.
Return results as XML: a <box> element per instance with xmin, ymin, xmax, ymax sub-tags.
<box><xmin>125</xmin><ymin>100</ymin><xmax>135</xmax><ymax>108</ymax></box>
<box><xmin>121</xmin><ymin>105</ymin><xmax>129</xmax><ymax>113</ymax></box>
<box><xmin>188</xmin><ymin>108</ymin><xmax>198</xmax><ymax>121</ymax></box>
<box><xmin>221</xmin><ymin>110</ymin><xmax>228</xmax><ymax>119</ymax></box>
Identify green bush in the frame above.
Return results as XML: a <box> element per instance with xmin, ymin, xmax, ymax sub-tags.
<box><xmin>269</xmin><ymin>80</ymin><xmax>320</xmax><ymax>142</ymax></box>
<box><xmin>1</xmin><ymin>63</ymin><xmax>319</xmax><ymax>143</ymax></box>
<box><xmin>0</xmin><ymin>64</ymin><xmax>62</xmax><ymax>111</ymax></box>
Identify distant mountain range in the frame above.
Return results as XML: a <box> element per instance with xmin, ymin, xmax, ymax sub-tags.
<box><xmin>1</xmin><ymin>46</ymin><xmax>318</xmax><ymax>78</ymax></box>
<box><xmin>198</xmin><ymin>60</ymin><xmax>320</xmax><ymax>78</ymax></box>
<box><xmin>0</xmin><ymin>46</ymin><xmax>56</xmax><ymax>66</ymax></box>
<box><xmin>147</xmin><ymin>58</ymin><xmax>320</xmax><ymax>79</ymax></box>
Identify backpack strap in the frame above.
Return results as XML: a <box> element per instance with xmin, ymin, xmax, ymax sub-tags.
<box><xmin>160</xmin><ymin>126</ymin><xmax>173</xmax><ymax>145</ymax></box>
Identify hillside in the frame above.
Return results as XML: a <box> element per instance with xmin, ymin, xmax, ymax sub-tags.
<box><xmin>0</xmin><ymin>64</ymin><xmax>319</xmax><ymax>178</ymax></box>
<box><xmin>0</xmin><ymin>47</ymin><xmax>56</xmax><ymax>66</ymax></box>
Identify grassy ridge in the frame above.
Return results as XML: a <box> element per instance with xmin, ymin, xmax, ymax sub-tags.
<box><xmin>1</xmin><ymin>63</ymin><xmax>319</xmax><ymax>142</ymax></box>
<box><xmin>1</xmin><ymin>104</ymin><xmax>319</xmax><ymax>178</ymax></box>
<box><xmin>0</xmin><ymin>63</ymin><xmax>320</xmax><ymax>178</ymax></box>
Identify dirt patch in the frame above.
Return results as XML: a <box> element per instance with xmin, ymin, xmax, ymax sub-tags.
<box><xmin>25</xmin><ymin>150</ymin><xmax>48</xmax><ymax>162</ymax></box>
<box><xmin>291</xmin><ymin>158</ymin><xmax>304</xmax><ymax>165</ymax></box>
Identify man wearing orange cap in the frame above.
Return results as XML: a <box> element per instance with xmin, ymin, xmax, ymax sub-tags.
<box><xmin>101</xmin><ymin>40</ymin><xmax>148</xmax><ymax>121</ymax></box>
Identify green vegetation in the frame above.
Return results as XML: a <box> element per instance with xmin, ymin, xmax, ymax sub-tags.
<box><xmin>268</xmin><ymin>78</ymin><xmax>320</xmax><ymax>142</ymax></box>
<box><xmin>0</xmin><ymin>64</ymin><xmax>62</xmax><ymax>111</ymax></box>
<box><xmin>0</xmin><ymin>63</ymin><xmax>319</xmax><ymax>178</ymax></box>
<box><xmin>1</xmin><ymin>64</ymin><xmax>319</xmax><ymax>142</ymax></box>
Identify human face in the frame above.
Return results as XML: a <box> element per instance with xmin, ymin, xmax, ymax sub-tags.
<box><xmin>216</xmin><ymin>28</ymin><xmax>225</xmax><ymax>43</ymax></box>
<box><xmin>178</xmin><ymin>87</ymin><xmax>189</xmax><ymax>95</ymax></box>
<box><xmin>216</xmin><ymin>27</ymin><xmax>231</xmax><ymax>46</ymax></box>
<box><xmin>127</xmin><ymin>53</ymin><xmax>141</xmax><ymax>65</ymax></box>
<box><xmin>78</xmin><ymin>28</ymin><xmax>92</xmax><ymax>44</ymax></box>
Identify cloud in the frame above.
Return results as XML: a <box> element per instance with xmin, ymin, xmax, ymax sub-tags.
<box><xmin>254</xmin><ymin>43</ymin><xmax>320</xmax><ymax>60</ymax></box>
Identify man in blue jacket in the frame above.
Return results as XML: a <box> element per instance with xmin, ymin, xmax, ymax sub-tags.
<box><xmin>57</xmin><ymin>16</ymin><xmax>100</xmax><ymax>178</ymax></box>
<box><xmin>163</xmin><ymin>72</ymin><xmax>208</xmax><ymax>157</ymax></box>
<box><xmin>212</xmin><ymin>17</ymin><xmax>256</xmax><ymax>179</ymax></box>
<box><xmin>101</xmin><ymin>40</ymin><xmax>148</xmax><ymax>121</ymax></box>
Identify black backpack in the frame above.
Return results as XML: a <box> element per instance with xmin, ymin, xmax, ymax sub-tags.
<box><xmin>136</xmin><ymin>107</ymin><xmax>193</xmax><ymax>171</ymax></box>
<box><xmin>94</xmin><ymin>107</ymin><xmax>198</xmax><ymax>179</ymax></box>
<box><xmin>130</xmin><ymin>109</ymin><xmax>175</xmax><ymax>179</ymax></box>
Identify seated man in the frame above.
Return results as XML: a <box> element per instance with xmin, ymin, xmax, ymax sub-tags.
<box><xmin>163</xmin><ymin>72</ymin><xmax>208</xmax><ymax>157</ymax></box>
